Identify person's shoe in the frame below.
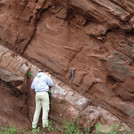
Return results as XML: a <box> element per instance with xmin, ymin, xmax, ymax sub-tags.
<box><xmin>42</xmin><ymin>127</ymin><xmax>48</xmax><ymax>131</ymax></box>
<box><xmin>32</xmin><ymin>128</ymin><xmax>36</xmax><ymax>131</ymax></box>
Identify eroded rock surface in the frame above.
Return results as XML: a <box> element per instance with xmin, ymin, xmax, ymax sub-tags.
<box><xmin>0</xmin><ymin>45</ymin><xmax>130</xmax><ymax>131</ymax></box>
<box><xmin>0</xmin><ymin>0</ymin><xmax>134</xmax><ymax>130</ymax></box>
<box><xmin>0</xmin><ymin>80</ymin><xmax>30</xmax><ymax>129</ymax></box>
<box><xmin>0</xmin><ymin>46</ymin><xmax>30</xmax><ymax>128</ymax></box>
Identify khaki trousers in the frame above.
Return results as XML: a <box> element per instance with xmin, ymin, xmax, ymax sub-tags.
<box><xmin>32</xmin><ymin>92</ymin><xmax>49</xmax><ymax>128</ymax></box>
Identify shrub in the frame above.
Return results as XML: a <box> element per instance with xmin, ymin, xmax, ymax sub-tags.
<box><xmin>28</xmin><ymin>71</ymin><xmax>33</xmax><ymax>78</ymax></box>
<box><xmin>3</xmin><ymin>127</ymin><xmax>17</xmax><ymax>134</ymax></box>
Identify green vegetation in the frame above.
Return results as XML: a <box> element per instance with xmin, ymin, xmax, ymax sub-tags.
<box><xmin>95</xmin><ymin>122</ymin><xmax>122</xmax><ymax>134</ymax></box>
<box><xmin>0</xmin><ymin>120</ymin><xmax>134</xmax><ymax>134</ymax></box>
<box><xmin>0</xmin><ymin>126</ymin><xmax>17</xmax><ymax>134</ymax></box>
<box><xmin>57</xmin><ymin>117</ymin><xmax>90</xmax><ymax>134</ymax></box>
<box><xmin>32</xmin><ymin>127</ymin><xmax>40</xmax><ymax>134</ymax></box>
<box><xmin>47</xmin><ymin>120</ymin><xmax>55</xmax><ymax>132</ymax></box>
<box><xmin>95</xmin><ymin>123</ymin><xmax>102</xmax><ymax>134</ymax></box>
<box><xmin>28</xmin><ymin>71</ymin><xmax>33</xmax><ymax>78</ymax></box>
<box><xmin>95</xmin><ymin>122</ymin><xmax>134</xmax><ymax>134</ymax></box>
<box><xmin>64</xmin><ymin>120</ymin><xmax>82</xmax><ymax>134</ymax></box>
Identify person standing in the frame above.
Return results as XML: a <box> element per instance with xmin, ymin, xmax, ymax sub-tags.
<box><xmin>31</xmin><ymin>71</ymin><xmax>54</xmax><ymax>130</ymax></box>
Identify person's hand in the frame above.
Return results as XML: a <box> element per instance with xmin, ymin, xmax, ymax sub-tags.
<box><xmin>48</xmin><ymin>74</ymin><xmax>51</xmax><ymax>77</ymax></box>
<box><xmin>45</xmin><ymin>72</ymin><xmax>51</xmax><ymax>77</ymax></box>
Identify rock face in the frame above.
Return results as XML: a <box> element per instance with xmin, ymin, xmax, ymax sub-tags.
<box><xmin>0</xmin><ymin>45</ymin><xmax>126</xmax><ymax>131</ymax></box>
<box><xmin>0</xmin><ymin>0</ymin><xmax>134</xmax><ymax>130</ymax></box>
<box><xmin>0</xmin><ymin>45</ymin><xmax>30</xmax><ymax>128</ymax></box>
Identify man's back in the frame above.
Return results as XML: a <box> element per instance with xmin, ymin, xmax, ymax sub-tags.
<box><xmin>31</xmin><ymin>72</ymin><xmax>53</xmax><ymax>92</ymax></box>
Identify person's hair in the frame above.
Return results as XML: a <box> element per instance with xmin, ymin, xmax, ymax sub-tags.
<box><xmin>38</xmin><ymin>69</ymin><xmax>49</xmax><ymax>72</ymax></box>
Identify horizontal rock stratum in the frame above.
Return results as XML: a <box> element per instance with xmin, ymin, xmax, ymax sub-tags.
<box><xmin>0</xmin><ymin>0</ymin><xmax>134</xmax><ymax>131</ymax></box>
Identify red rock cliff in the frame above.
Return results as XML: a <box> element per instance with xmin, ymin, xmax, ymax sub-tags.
<box><xmin>0</xmin><ymin>0</ymin><xmax>134</xmax><ymax>129</ymax></box>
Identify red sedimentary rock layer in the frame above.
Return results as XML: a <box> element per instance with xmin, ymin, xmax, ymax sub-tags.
<box><xmin>0</xmin><ymin>0</ymin><xmax>134</xmax><ymax>129</ymax></box>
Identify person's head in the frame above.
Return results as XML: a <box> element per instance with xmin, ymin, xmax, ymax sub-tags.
<box><xmin>38</xmin><ymin>69</ymin><xmax>49</xmax><ymax>74</ymax></box>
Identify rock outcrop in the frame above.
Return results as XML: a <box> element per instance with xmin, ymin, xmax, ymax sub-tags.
<box><xmin>0</xmin><ymin>45</ymin><xmax>131</xmax><ymax>132</ymax></box>
<box><xmin>0</xmin><ymin>0</ymin><xmax>134</xmax><ymax>130</ymax></box>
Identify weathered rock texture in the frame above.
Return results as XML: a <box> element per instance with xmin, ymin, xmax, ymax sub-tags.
<box><xmin>1</xmin><ymin>45</ymin><xmax>129</xmax><ymax>132</ymax></box>
<box><xmin>0</xmin><ymin>0</ymin><xmax>134</xmax><ymax>130</ymax></box>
